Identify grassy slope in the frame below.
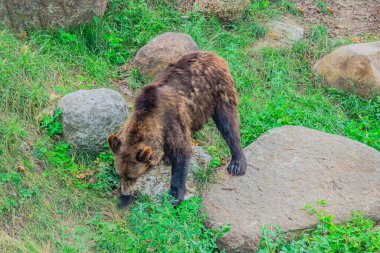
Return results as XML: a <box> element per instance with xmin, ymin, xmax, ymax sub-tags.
<box><xmin>0</xmin><ymin>0</ymin><xmax>379</xmax><ymax>252</ymax></box>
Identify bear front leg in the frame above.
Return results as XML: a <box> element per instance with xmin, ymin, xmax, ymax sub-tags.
<box><xmin>169</xmin><ymin>154</ymin><xmax>190</xmax><ymax>206</ymax></box>
<box><xmin>213</xmin><ymin>104</ymin><xmax>247</xmax><ymax>176</ymax></box>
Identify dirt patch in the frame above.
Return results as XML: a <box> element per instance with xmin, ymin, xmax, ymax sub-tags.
<box><xmin>292</xmin><ymin>0</ymin><xmax>380</xmax><ymax>38</ymax></box>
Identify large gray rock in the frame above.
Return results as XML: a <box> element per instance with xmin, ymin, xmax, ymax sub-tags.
<box><xmin>0</xmin><ymin>0</ymin><xmax>107</xmax><ymax>30</ymax></box>
<box><xmin>203</xmin><ymin>126</ymin><xmax>380</xmax><ymax>252</ymax></box>
<box><xmin>313</xmin><ymin>41</ymin><xmax>380</xmax><ymax>97</ymax></box>
<box><xmin>135</xmin><ymin>32</ymin><xmax>199</xmax><ymax>80</ymax></box>
<box><xmin>135</xmin><ymin>146</ymin><xmax>212</xmax><ymax>199</ymax></box>
<box><xmin>195</xmin><ymin>0</ymin><xmax>250</xmax><ymax>23</ymax></box>
<box><xmin>58</xmin><ymin>88</ymin><xmax>128</xmax><ymax>152</ymax></box>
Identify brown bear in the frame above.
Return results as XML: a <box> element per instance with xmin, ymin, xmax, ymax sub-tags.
<box><xmin>108</xmin><ymin>51</ymin><xmax>246</xmax><ymax>208</ymax></box>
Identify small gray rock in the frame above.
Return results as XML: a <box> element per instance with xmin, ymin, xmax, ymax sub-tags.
<box><xmin>190</xmin><ymin>145</ymin><xmax>212</xmax><ymax>173</ymax></box>
<box><xmin>253</xmin><ymin>19</ymin><xmax>304</xmax><ymax>50</ymax></box>
<box><xmin>135</xmin><ymin>32</ymin><xmax>199</xmax><ymax>80</ymax></box>
<box><xmin>58</xmin><ymin>88</ymin><xmax>129</xmax><ymax>153</ymax></box>
<box><xmin>135</xmin><ymin>146</ymin><xmax>212</xmax><ymax>199</ymax></box>
<box><xmin>268</xmin><ymin>20</ymin><xmax>304</xmax><ymax>43</ymax></box>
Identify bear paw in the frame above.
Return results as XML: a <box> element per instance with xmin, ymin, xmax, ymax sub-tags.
<box><xmin>169</xmin><ymin>187</ymin><xmax>185</xmax><ymax>207</ymax></box>
<box><xmin>227</xmin><ymin>157</ymin><xmax>246</xmax><ymax>176</ymax></box>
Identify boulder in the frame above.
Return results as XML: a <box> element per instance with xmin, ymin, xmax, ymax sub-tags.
<box><xmin>313</xmin><ymin>41</ymin><xmax>380</xmax><ymax>97</ymax></box>
<box><xmin>135</xmin><ymin>32</ymin><xmax>199</xmax><ymax>80</ymax></box>
<box><xmin>203</xmin><ymin>126</ymin><xmax>380</xmax><ymax>252</ymax></box>
<box><xmin>58</xmin><ymin>88</ymin><xmax>129</xmax><ymax>152</ymax></box>
<box><xmin>0</xmin><ymin>0</ymin><xmax>107</xmax><ymax>30</ymax></box>
<box><xmin>195</xmin><ymin>0</ymin><xmax>250</xmax><ymax>23</ymax></box>
<box><xmin>253</xmin><ymin>19</ymin><xmax>304</xmax><ymax>50</ymax></box>
<box><xmin>135</xmin><ymin>146</ymin><xmax>212</xmax><ymax>199</ymax></box>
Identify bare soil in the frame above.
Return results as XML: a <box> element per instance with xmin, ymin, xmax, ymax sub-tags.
<box><xmin>291</xmin><ymin>0</ymin><xmax>380</xmax><ymax>38</ymax></box>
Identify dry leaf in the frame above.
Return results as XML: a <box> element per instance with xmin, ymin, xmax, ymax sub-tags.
<box><xmin>351</xmin><ymin>37</ymin><xmax>363</xmax><ymax>43</ymax></box>
<box><xmin>20</xmin><ymin>45</ymin><xmax>29</xmax><ymax>55</ymax></box>
<box><xmin>191</xmin><ymin>139</ymin><xmax>201</xmax><ymax>146</ymax></box>
<box><xmin>119</xmin><ymin>84</ymin><xmax>132</xmax><ymax>97</ymax></box>
<box><xmin>86</xmin><ymin>170</ymin><xmax>95</xmax><ymax>176</ymax></box>
<box><xmin>17</xmin><ymin>164</ymin><xmax>26</xmax><ymax>173</ymax></box>
<box><xmin>21</xmin><ymin>31</ymin><xmax>27</xmax><ymax>39</ymax></box>
<box><xmin>89</xmin><ymin>177</ymin><xmax>96</xmax><ymax>185</ymax></box>
<box><xmin>326</xmin><ymin>6</ymin><xmax>334</xmax><ymax>14</ymax></box>
<box><xmin>49</xmin><ymin>92</ymin><xmax>60</xmax><ymax>101</ymax></box>
<box><xmin>76</xmin><ymin>173</ymin><xmax>86</xmax><ymax>179</ymax></box>
<box><xmin>296</xmin><ymin>6</ymin><xmax>305</xmax><ymax>14</ymax></box>
<box><xmin>268</xmin><ymin>31</ymin><xmax>279</xmax><ymax>40</ymax></box>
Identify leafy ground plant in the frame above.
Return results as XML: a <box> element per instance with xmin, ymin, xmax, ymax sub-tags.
<box><xmin>259</xmin><ymin>204</ymin><xmax>380</xmax><ymax>253</ymax></box>
<box><xmin>93</xmin><ymin>196</ymin><xmax>228</xmax><ymax>252</ymax></box>
<box><xmin>39</xmin><ymin>113</ymin><xmax>119</xmax><ymax>193</ymax></box>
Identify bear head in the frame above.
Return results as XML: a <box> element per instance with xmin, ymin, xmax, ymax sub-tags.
<box><xmin>107</xmin><ymin>133</ymin><xmax>160</xmax><ymax>208</ymax></box>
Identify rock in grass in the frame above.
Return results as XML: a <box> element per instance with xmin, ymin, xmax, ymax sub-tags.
<box><xmin>203</xmin><ymin>126</ymin><xmax>380</xmax><ymax>252</ymax></box>
<box><xmin>253</xmin><ymin>19</ymin><xmax>304</xmax><ymax>50</ymax></box>
<box><xmin>58</xmin><ymin>88</ymin><xmax>129</xmax><ymax>153</ymax></box>
<box><xmin>0</xmin><ymin>0</ymin><xmax>108</xmax><ymax>30</ymax></box>
<box><xmin>313</xmin><ymin>41</ymin><xmax>380</xmax><ymax>97</ymax></box>
<box><xmin>135</xmin><ymin>146</ymin><xmax>211</xmax><ymax>199</ymax></box>
<box><xmin>135</xmin><ymin>32</ymin><xmax>199</xmax><ymax>80</ymax></box>
<box><xmin>194</xmin><ymin>0</ymin><xmax>250</xmax><ymax>23</ymax></box>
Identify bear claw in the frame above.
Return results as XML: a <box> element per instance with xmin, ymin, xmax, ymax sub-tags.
<box><xmin>227</xmin><ymin>157</ymin><xmax>246</xmax><ymax>176</ymax></box>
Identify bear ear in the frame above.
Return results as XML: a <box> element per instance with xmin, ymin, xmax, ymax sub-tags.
<box><xmin>136</xmin><ymin>146</ymin><xmax>159</xmax><ymax>165</ymax></box>
<box><xmin>108</xmin><ymin>134</ymin><xmax>121</xmax><ymax>153</ymax></box>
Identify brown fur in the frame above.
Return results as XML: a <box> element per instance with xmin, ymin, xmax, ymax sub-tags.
<box><xmin>108</xmin><ymin>51</ymin><xmax>246</xmax><ymax>207</ymax></box>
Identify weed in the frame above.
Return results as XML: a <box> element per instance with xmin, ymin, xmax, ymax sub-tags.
<box><xmin>278</xmin><ymin>0</ymin><xmax>300</xmax><ymax>15</ymax></box>
<box><xmin>0</xmin><ymin>172</ymin><xmax>37</xmax><ymax>216</ymax></box>
<box><xmin>41</xmin><ymin>108</ymin><xmax>63</xmax><ymax>137</ymax></box>
<box><xmin>93</xmin><ymin>196</ymin><xmax>228</xmax><ymax>252</ymax></box>
<box><xmin>316</xmin><ymin>0</ymin><xmax>333</xmax><ymax>15</ymax></box>
<box><xmin>259</xmin><ymin>202</ymin><xmax>380</xmax><ymax>252</ymax></box>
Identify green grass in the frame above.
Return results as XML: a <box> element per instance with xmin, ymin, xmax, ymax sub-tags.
<box><xmin>93</xmin><ymin>196</ymin><xmax>227</xmax><ymax>252</ymax></box>
<box><xmin>1</xmin><ymin>0</ymin><xmax>379</xmax><ymax>251</ymax></box>
<box><xmin>259</xmin><ymin>203</ymin><xmax>380</xmax><ymax>252</ymax></box>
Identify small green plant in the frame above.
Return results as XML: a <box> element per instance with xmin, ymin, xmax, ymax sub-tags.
<box><xmin>41</xmin><ymin>108</ymin><xmax>63</xmax><ymax>137</ymax></box>
<box><xmin>193</xmin><ymin>165</ymin><xmax>217</xmax><ymax>193</ymax></box>
<box><xmin>316</xmin><ymin>1</ymin><xmax>332</xmax><ymax>15</ymax></box>
<box><xmin>58</xmin><ymin>29</ymin><xmax>78</xmax><ymax>44</ymax></box>
<box><xmin>36</xmin><ymin>141</ymin><xmax>119</xmax><ymax>193</ymax></box>
<box><xmin>259</xmin><ymin>202</ymin><xmax>380</xmax><ymax>252</ymax></box>
<box><xmin>279</xmin><ymin>0</ymin><xmax>300</xmax><ymax>15</ymax></box>
<box><xmin>208</xmin><ymin>157</ymin><xmax>222</xmax><ymax>168</ymax></box>
<box><xmin>207</xmin><ymin>146</ymin><xmax>223</xmax><ymax>169</ymax></box>
<box><xmin>39</xmin><ymin>106</ymin><xmax>118</xmax><ymax>192</ymax></box>
<box><xmin>93</xmin><ymin>151</ymin><xmax>119</xmax><ymax>193</ymax></box>
<box><xmin>93</xmin><ymin>196</ymin><xmax>228</xmax><ymax>252</ymax></box>
<box><xmin>251</xmin><ymin>0</ymin><xmax>270</xmax><ymax>11</ymax></box>
<box><xmin>102</xmin><ymin>32</ymin><xmax>125</xmax><ymax>64</ymax></box>
<box><xmin>0</xmin><ymin>172</ymin><xmax>37</xmax><ymax>215</ymax></box>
